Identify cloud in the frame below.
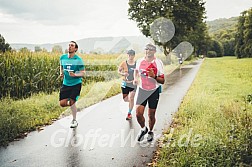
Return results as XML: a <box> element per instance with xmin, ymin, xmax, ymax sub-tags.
<box><xmin>0</xmin><ymin>0</ymin><xmax>140</xmax><ymax>44</ymax></box>
<box><xmin>0</xmin><ymin>0</ymin><xmax>127</xmax><ymax>25</ymax></box>
<box><xmin>205</xmin><ymin>0</ymin><xmax>252</xmax><ymax>20</ymax></box>
<box><xmin>0</xmin><ymin>0</ymin><xmax>70</xmax><ymax>23</ymax></box>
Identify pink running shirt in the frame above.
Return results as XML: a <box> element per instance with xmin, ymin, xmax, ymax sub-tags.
<box><xmin>136</xmin><ymin>57</ymin><xmax>164</xmax><ymax>90</ymax></box>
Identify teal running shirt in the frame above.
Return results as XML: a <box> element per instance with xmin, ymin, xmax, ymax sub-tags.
<box><xmin>60</xmin><ymin>54</ymin><xmax>85</xmax><ymax>86</ymax></box>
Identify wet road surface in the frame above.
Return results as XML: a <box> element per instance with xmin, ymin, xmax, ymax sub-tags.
<box><xmin>0</xmin><ymin>59</ymin><xmax>203</xmax><ymax>167</ymax></box>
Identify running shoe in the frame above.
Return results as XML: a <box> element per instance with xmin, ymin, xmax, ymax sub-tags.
<box><xmin>70</xmin><ymin>119</ymin><xmax>78</xmax><ymax>128</ymax></box>
<box><xmin>137</xmin><ymin>127</ymin><xmax>148</xmax><ymax>141</ymax></box>
<box><xmin>126</xmin><ymin>113</ymin><xmax>132</xmax><ymax>120</ymax></box>
<box><xmin>147</xmin><ymin>131</ymin><xmax>154</xmax><ymax>142</ymax></box>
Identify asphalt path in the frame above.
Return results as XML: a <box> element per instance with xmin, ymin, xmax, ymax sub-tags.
<box><xmin>0</xmin><ymin>59</ymin><xmax>203</xmax><ymax>167</ymax></box>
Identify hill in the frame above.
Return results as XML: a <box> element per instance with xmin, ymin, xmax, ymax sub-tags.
<box><xmin>206</xmin><ymin>17</ymin><xmax>239</xmax><ymax>35</ymax></box>
<box><xmin>10</xmin><ymin>36</ymin><xmax>154</xmax><ymax>54</ymax></box>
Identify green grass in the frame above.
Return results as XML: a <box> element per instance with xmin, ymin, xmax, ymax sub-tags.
<box><xmin>0</xmin><ymin>92</ymin><xmax>63</xmax><ymax>146</ymax></box>
<box><xmin>153</xmin><ymin>57</ymin><xmax>252</xmax><ymax>166</ymax></box>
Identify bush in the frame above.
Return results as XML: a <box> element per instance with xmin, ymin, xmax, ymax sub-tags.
<box><xmin>207</xmin><ymin>51</ymin><xmax>217</xmax><ymax>58</ymax></box>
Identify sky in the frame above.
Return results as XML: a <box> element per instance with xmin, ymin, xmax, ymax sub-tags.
<box><xmin>0</xmin><ymin>0</ymin><xmax>252</xmax><ymax>44</ymax></box>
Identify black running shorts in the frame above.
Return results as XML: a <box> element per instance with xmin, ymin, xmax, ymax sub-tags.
<box><xmin>136</xmin><ymin>88</ymin><xmax>160</xmax><ymax>109</ymax></box>
<box><xmin>59</xmin><ymin>83</ymin><xmax>82</xmax><ymax>101</ymax></box>
<box><xmin>121</xmin><ymin>85</ymin><xmax>137</xmax><ymax>95</ymax></box>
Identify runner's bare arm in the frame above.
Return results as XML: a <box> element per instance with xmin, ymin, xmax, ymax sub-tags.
<box><xmin>60</xmin><ymin>64</ymin><xmax>63</xmax><ymax>78</ymax></box>
<box><xmin>69</xmin><ymin>70</ymin><xmax>85</xmax><ymax>77</ymax></box>
<box><xmin>133</xmin><ymin>69</ymin><xmax>139</xmax><ymax>85</ymax></box>
<box><xmin>155</xmin><ymin>75</ymin><xmax>165</xmax><ymax>84</ymax></box>
<box><xmin>147</xmin><ymin>68</ymin><xmax>165</xmax><ymax>84</ymax></box>
<box><xmin>118</xmin><ymin>66</ymin><xmax>125</xmax><ymax>75</ymax></box>
<box><xmin>118</xmin><ymin>62</ymin><xmax>128</xmax><ymax>76</ymax></box>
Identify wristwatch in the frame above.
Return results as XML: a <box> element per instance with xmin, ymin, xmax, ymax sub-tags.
<box><xmin>154</xmin><ymin>75</ymin><xmax>157</xmax><ymax>79</ymax></box>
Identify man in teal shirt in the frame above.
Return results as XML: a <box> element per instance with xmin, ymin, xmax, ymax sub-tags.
<box><xmin>59</xmin><ymin>41</ymin><xmax>85</xmax><ymax>128</ymax></box>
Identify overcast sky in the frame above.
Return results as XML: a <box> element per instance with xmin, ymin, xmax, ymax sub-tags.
<box><xmin>0</xmin><ymin>0</ymin><xmax>251</xmax><ymax>44</ymax></box>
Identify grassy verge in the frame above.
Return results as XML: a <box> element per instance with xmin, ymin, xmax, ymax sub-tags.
<box><xmin>152</xmin><ymin>57</ymin><xmax>252</xmax><ymax>166</ymax></box>
<box><xmin>0</xmin><ymin>92</ymin><xmax>63</xmax><ymax>146</ymax></box>
<box><xmin>0</xmin><ymin>79</ymin><xmax>121</xmax><ymax>147</ymax></box>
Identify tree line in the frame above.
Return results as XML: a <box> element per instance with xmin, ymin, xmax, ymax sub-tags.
<box><xmin>0</xmin><ymin>35</ymin><xmax>64</xmax><ymax>54</ymax></box>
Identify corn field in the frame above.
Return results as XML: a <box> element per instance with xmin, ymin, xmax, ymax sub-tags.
<box><xmin>0</xmin><ymin>51</ymin><xmax>118</xmax><ymax>99</ymax></box>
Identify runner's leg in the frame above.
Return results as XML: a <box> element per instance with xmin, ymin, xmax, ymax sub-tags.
<box><xmin>128</xmin><ymin>91</ymin><xmax>135</xmax><ymax>112</ymax></box>
<box><xmin>136</xmin><ymin>105</ymin><xmax>145</xmax><ymax>128</ymax></box>
<box><xmin>59</xmin><ymin>99</ymin><xmax>69</xmax><ymax>107</ymax></box>
<box><xmin>148</xmin><ymin>109</ymin><xmax>156</xmax><ymax>131</ymax></box>
<box><xmin>70</xmin><ymin>99</ymin><xmax>77</xmax><ymax>120</ymax></box>
<box><xmin>123</xmin><ymin>94</ymin><xmax>129</xmax><ymax>102</ymax></box>
<box><xmin>69</xmin><ymin>84</ymin><xmax>81</xmax><ymax>121</ymax></box>
<box><xmin>147</xmin><ymin>88</ymin><xmax>159</xmax><ymax>131</ymax></box>
<box><xmin>122</xmin><ymin>87</ymin><xmax>129</xmax><ymax>102</ymax></box>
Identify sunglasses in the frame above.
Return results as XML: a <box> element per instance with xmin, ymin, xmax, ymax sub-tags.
<box><xmin>145</xmin><ymin>48</ymin><xmax>155</xmax><ymax>51</ymax></box>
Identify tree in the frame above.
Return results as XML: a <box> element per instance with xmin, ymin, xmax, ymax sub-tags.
<box><xmin>223</xmin><ymin>39</ymin><xmax>235</xmax><ymax>56</ymax></box>
<box><xmin>35</xmin><ymin>46</ymin><xmax>42</xmax><ymax>52</ymax></box>
<box><xmin>42</xmin><ymin>48</ymin><xmax>48</xmax><ymax>53</ymax></box>
<box><xmin>0</xmin><ymin>34</ymin><xmax>12</xmax><ymax>53</ymax></box>
<box><xmin>191</xmin><ymin>20</ymin><xmax>210</xmax><ymax>56</ymax></box>
<box><xmin>243</xmin><ymin>8</ymin><xmax>252</xmax><ymax>57</ymax></box>
<box><xmin>19</xmin><ymin>47</ymin><xmax>30</xmax><ymax>53</ymax></box>
<box><xmin>211</xmin><ymin>28</ymin><xmax>236</xmax><ymax>56</ymax></box>
<box><xmin>235</xmin><ymin>11</ymin><xmax>248</xmax><ymax>58</ymax></box>
<box><xmin>128</xmin><ymin>0</ymin><xmax>208</xmax><ymax>57</ymax></box>
<box><xmin>52</xmin><ymin>45</ymin><xmax>63</xmax><ymax>54</ymax></box>
<box><xmin>208</xmin><ymin>39</ymin><xmax>224</xmax><ymax>57</ymax></box>
<box><xmin>170</xmin><ymin>0</ymin><xmax>208</xmax><ymax>56</ymax></box>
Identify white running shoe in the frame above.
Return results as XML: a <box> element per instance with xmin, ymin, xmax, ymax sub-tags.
<box><xmin>70</xmin><ymin>119</ymin><xmax>78</xmax><ymax>128</ymax></box>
